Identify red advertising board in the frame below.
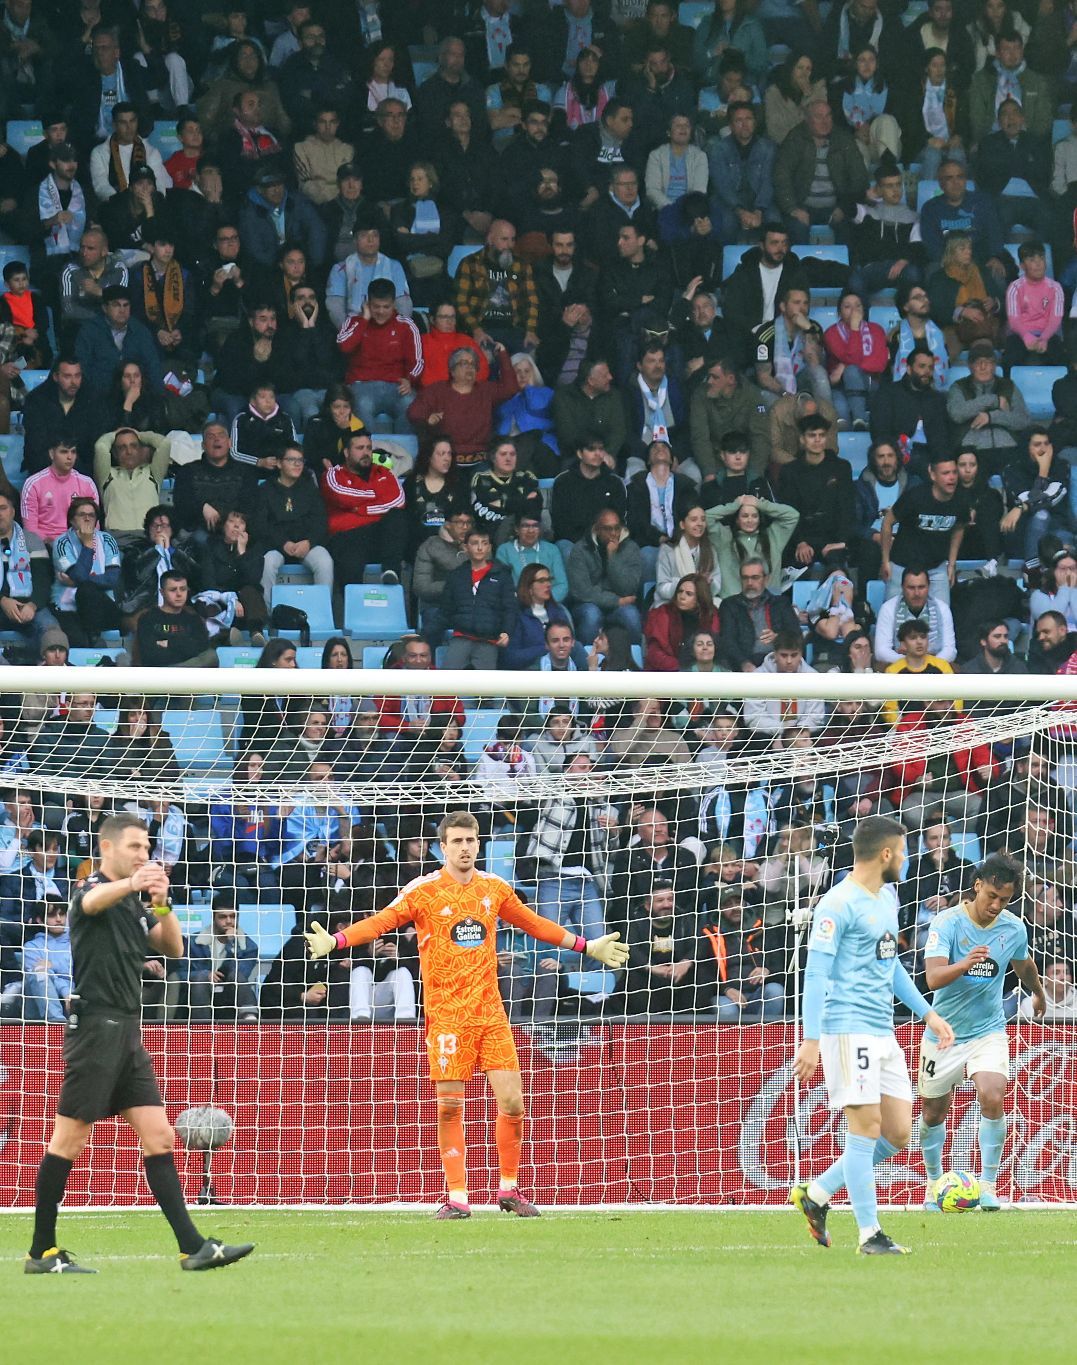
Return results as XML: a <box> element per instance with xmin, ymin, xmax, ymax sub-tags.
<box><xmin>1</xmin><ymin>1024</ymin><xmax>1073</xmax><ymax>1206</ymax></box>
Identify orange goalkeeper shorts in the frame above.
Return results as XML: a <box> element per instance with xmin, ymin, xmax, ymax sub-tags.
<box><xmin>425</xmin><ymin>1015</ymin><xmax>519</xmax><ymax>1083</ymax></box>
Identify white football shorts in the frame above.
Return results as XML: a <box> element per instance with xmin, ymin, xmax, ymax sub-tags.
<box><xmin>917</xmin><ymin>1030</ymin><xmax>1009</xmax><ymax>1099</ymax></box>
<box><xmin>819</xmin><ymin>1032</ymin><xmax>913</xmax><ymax>1111</ymax></box>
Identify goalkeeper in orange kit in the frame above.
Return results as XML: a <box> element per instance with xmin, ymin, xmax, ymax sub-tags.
<box><xmin>305</xmin><ymin>809</ymin><xmax>629</xmax><ymax>1218</ymax></box>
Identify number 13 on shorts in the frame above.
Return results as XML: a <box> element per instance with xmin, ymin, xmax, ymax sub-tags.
<box><xmin>436</xmin><ymin>1033</ymin><xmax>457</xmax><ymax>1072</ymax></box>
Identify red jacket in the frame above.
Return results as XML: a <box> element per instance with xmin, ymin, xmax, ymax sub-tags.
<box><xmin>643</xmin><ymin>603</ymin><xmax>721</xmax><ymax>672</ymax></box>
<box><xmin>885</xmin><ymin>712</ymin><xmax>1001</xmax><ymax>808</ymax></box>
<box><xmin>320</xmin><ymin>462</ymin><xmax>405</xmax><ymax>534</ymax></box>
<box><xmin>336</xmin><ymin>312</ymin><xmax>424</xmax><ymax>385</ymax></box>
<box><xmin>376</xmin><ymin>671</ymin><xmax>464</xmax><ymax>734</ymax></box>
<box><xmin>419</xmin><ymin>329</ymin><xmax>488</xmax><ymax>386</ymax></box>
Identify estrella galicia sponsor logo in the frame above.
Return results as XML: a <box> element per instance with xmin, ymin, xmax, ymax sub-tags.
<box><xmin>875</xmin><ymin>932</ymin><xmax>897</xmax><ymax>961</ymax></box>
<box><xmin>451</xmin><ymin>917</ymin><xmax>486</xmax><ymax>949</ymax></box>
<box><xmin>966</xmin><ymin>958</ymin><xmax>999</xmax><ymax>980</ymax></box>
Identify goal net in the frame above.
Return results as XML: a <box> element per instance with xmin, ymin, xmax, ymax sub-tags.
<box><xmin>0</xmin><ymin>666</ymin><xmax>1074</xmax><ymax>1209</ymax></box>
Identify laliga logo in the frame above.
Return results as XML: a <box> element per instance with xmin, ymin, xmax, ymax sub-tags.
<box><xmin>738</xmin><ymin>1040</ymin><xmax>1077</xmax><ymax>1193</ymax></box>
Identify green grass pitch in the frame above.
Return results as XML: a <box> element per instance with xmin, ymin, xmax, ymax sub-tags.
<box><xmin>3</xmin><ymin>1208</ymin><xmax>1076</xmax><ymax>1364</ymax></box>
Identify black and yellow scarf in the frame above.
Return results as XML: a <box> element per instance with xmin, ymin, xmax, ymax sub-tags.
<box><xmin>142</xmin><ymin>260</ymin><xmax>185</xmax><ymax>331</ymax></box>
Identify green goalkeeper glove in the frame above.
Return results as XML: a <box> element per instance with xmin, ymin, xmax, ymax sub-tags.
<box><xmin>304</xmin><ymin>921</ymin><xmax>337</xmax><ymax>959</ymax></box>
<box><xmin>586</xmin><ymin>933</ymin><xmax>630</xmax><ymax>968</ymax></box>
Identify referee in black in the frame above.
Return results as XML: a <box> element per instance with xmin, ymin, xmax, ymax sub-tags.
<box><xmin>26</xmin><ymin>813</ymin><xmax>255</xmax><ymax>1274</ymax></box>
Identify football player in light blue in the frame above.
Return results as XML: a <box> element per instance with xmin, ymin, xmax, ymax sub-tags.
<box><xmin>919</xmin><ymin>853</ymin><xmax>1046</xmax><ymax>1212</ymax></box>
<box><xmin>790</xmin><ymin>815</ymin><xmax>955</xmax><ymax>1255</ymax></box>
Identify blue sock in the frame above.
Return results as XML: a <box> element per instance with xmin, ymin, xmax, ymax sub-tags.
<box><xmin>842</xmin><ymin>1133</ymin><xmax>879</xmax><ymax>1236</ymax></box>
<box><xmin>978</xmin><ymin>1115</ymin><xmax>1007</xmax><ymax>1184</ymax></box>
<box><xmin>920</xmin><ymin>1119</ymin><xmax>947</xmax><ymax>1183</ymax></box>
<box><xmin>874</xmin><ymin>1137</ymin><xmax>900</xmax><ymax>1166</ymax></box>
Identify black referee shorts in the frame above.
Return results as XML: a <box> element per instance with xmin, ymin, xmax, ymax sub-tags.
<box><xmin>56</xmin><ymin>1014</ymin><xmax>164</xmax><ymax>1123</ymax></box>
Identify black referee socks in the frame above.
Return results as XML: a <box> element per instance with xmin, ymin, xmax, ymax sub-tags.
<box><xmin>30</xmin><ymin>1152</ymin><xmax>73</xmax><ymax>1258</ymax></box>
<box><xmin>143</xmin><ymin>1153</ymin><xmax>205</xmax><ymax>1255</ymax></box>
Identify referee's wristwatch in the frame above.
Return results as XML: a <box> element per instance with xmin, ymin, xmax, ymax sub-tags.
<box><xmin>152</xmin><ymin>901</ymin><xmax>174</xmax><ymax>918</ymax></box>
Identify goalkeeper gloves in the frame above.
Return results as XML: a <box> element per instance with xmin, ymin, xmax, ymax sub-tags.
<box><xmin>586</xmin><ymin>933</ymin><xmax>630</xmax><ymax>969</ymax></box>
<box><xmin>303</xmin><ymin>921</ymin><xmax>338</xmax><ymax>959</ymax></box>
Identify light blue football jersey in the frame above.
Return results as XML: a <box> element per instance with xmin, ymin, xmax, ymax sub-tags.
<box><xmin>924</xmin><ymin>906</ymin><xmax>1029</xmax><ymax>1044</ymax></box>
<box><xmin>807</xmin><ymin>878</ymin><xmax>902</xmax><ymax>1036</ymax></box>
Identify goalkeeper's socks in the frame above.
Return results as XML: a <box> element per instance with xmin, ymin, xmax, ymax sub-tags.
<box><xmin>29</xmin><ymin>1152</ymin><xmax>73</xmax><ymax>1259</ymax></box>
<box><xmin>978</xmin><ymin>1114</ymin><xmax>1007</xmax><ymax>1184</ymax></box>
<box><xmin>919</xmin><ymin>1118</ymin><xmax>947</xmax><ymax>1184</ymax></box>
<box><xmin>143</xmin><ymin>1153</ymin><xmax>205</xmax><ymax>1255</ymax></box>
<box><xmin>496</xmin><ymin>1113</ymin><xmax>524</xmax><ymax>1191</ymax></box>
<box><xmin>842</xmin><ymin>1133</ymin><xmax>880</xmax><ymax>1239</ymax></box>
<box><xmin>436</xmin><ymin>1097</ymin><xmax>468</xmax><ymax>1204</ymax></box>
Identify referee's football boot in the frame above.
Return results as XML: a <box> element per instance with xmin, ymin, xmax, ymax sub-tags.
<box><xmin>24</xmin><ymin>1247</ymin><xmax>97</xmax><ymax>1274</ymax></box>
<box><xmin>856</xmin><ymin>1230</ymin><xmax>910</xmax><ymax>1256</ymax></box>
<box><xmin>789</xmin><ymin>1183</ymin><xmax>831</xmax><ymax>1247</ymax></box>
<box><xmin>180</xmin><ymin>1237</ymin><xmax>255</xmax><ymax>1271</ymax></box>
<box><xmin>496</xmin><ymin>1187</ymin><xmax>541</xmax><ymax>1217</ymax></box>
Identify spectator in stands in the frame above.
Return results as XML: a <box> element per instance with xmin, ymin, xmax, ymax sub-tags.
<box><xmin>130</xmin><ymin>226</ymin><xmax>196</xmax><ymax>373</ymax></box>
<box><xmin>705</xmin><ymin>492</ymin><xmax>799</xmax><ymax>593</ymax></box>
<box><xmin>1001</xmin><ymin>427</ymin><xmax>1070</xmax><ymax>564</ymax></box>
<box><xmin>773</xmin><ymin>98</ymin><xmax>869</xmax><ymax>244</ymax></box>
<box><xmin>706</xmin><ymin>101</ymin><xmax>775</xmax><ymax>244</ymax></box>
<box><xmin>75</xmin><ymin>284</ymin><xmax>162</xmax><ymax>395</ymax></box>
<box><xmin>0</xmin><ymin>262</ymin><xmax>50</xmax><ymax>376</ymax></box>
<box><xmin>1029</xmin><ymin>550</ymin><xmax>1077</xmax><ymax>632</ymax></box>
<box><xmin>496</xmin><ymin>511</ymin><xmax>569</xmax><ymax>603</ymax></box>
<box><xmin>172</xmin><ymin>421</ymin><xmax>255</xmax><ymax>546</ymax></box>
<box><xmin>469</xmin><ymin>439</ymin><xmax>543</xmax><ymax>543</ymax></box>
<box><xmin>852</xmin><ymin>440</ymin><xmax>916</xmax><ymax>582</ymax></box>
<box><xmin>92</xmin><ymin>427</ymin><xmax>171</xmax><ymax>547</ymax></box>
<box><xmin>625</xmin><ymin>439</ymin><xmax>696</xmax><ymax>582</ymax></box>
<box><xmin>551</xmin><ymin>359</ymin><xmax>627</xmax><ymax>461</ymax></box>
<box><xmin>31</xmin><ymin>141</ymin><xmax>86</xmax><ymax>268</ymax></box>
<box><xmin>976</xmin><ymin>97</ymin><xmax>1051</xmax><ymax>238</ymax></box>
<box><xmin>375</xmin><ymin>634</ymin><xmax>465</xmax><ymax>737</ymax></box>
<box><xmin>881</xmin><ymin>450</ymin><xmax>965</xmax><ymax>603</ymax></box>
<box><xmin>230</xmin><ymin>381</ymin><xmax>296</xmax><ymax>471</ymax></box>
<box><xmin>237</xmin><ymin>164</ymin><xmax>327</xmax><ymax>273</ymax></box>
<box><xmin>20</xmin><ymin>900</ymin><xmax>72</xmax><ymax>1024</ymax></box>
<box><xmin>741</xmin><ymin>631</ymin><xmax>826</xmax><ymax>736</ymax></box>
<box><xmin>0</xmin><ymin>488</ymin><xmax>54</xmax><ymax>645</ymax></box>
<box><xmin>1029</xmin><ymin>609</ymin><xmax>1077</xmax><ymax>673</ymax></box>
<box><xmin>111</xmin><ymin>703</ymin><xmax>180</xmax><ymax>785</ymax></box>
<box><xmin>163</xmin><ymin>113</ymin><xmax>204</xmax><ymax>192</ymax></box>
<box><xmin>303</xmin><ymin>384</ymin><xmax>365</xmax><ymax>476</ymax></box>
<box><xmin>441</xmin><ymin>525</ymin><xmax>518</xmax><ymax>670</ymax></box>
<box><xmin>337</xmin><ymin>279</ymin><xmax>423</xmax><ymax>434</ymax></box>
<box><xmin>252</xmin><ymin>445</ymin><xmax>334</xmax><ymax>606</ymax></box>
<box><xmin>689</xmin><ymin>357</ymin><xmax>770</xmax><ymax>481</ymax></box>
<box><xmin>898</xmin><ymin>812</ymin><xmax>969</xmax><ymax>954</ymax></box>
<box><xmin>891</xmin><ymin>280</ymin><xmax>947</xmax><ymax>386</ymax></box>
<box><xmin>969</xmin><ymin>29</ymin><xmax>1052</xmax><ymax>144</ymax></box>
<box><xmin>22</xmin><ymin>355</ymin><xmax>105</xmax><ymax>477</ymax></box>
<box><xmin>752</xmin><ymin>284</ymin><xmax>831</xmax><ymax>406</ymax></box>
<box><xmin>89</xmin><ymin>102</ymin><xmax>170</xmax><ymax>204</ymax></box>
<box><xmin>961</xmin><ymin>618</ymin><xmax>1028</xmax><ymax>676</ymax></box>
<box><xmin>185</xmin><ymin>898</ymin><xmax>258</xmax><ymax>1023</ymax></box>
<box><xmin>1003</xmin><ymin>241</ymin><xmax>1066</xmax><ymax>369</ymax></box>
<box><xmin>135</xmin><ymin>569</ymin><xmax>217</xmax><ymax>668</ymax></box>
<box><xmin>413</xmin><ymin>507</ymin><xmax>472</xmax><ymax>645</ymax></box>
<box><xmin>623</xmin><ymin>879</ymin><xmax>703</xmax><ymax>1015</ymax></box>
<box><xmin>882</xmin><ymin>619</ymin><xmax>957</xmax><ymax>704</ymax></box>
<box><xmin>606</xmin><ymin>803</ymin><xmax>698</xmax><ymax>942</ymax></box>
<box><xmin>643</xmin><ymin>573</ymin><xmax>720</xmax><ymax>672</ymax></box>
<box><xmin>277</xmin><ymin>18</ymin><xmax>353</xmax><ymax>136</ymax></box>
<box><xmin>710</xmin><ymin>887</ymin><xmax>789</xmax><ymax>1023</ymax></box>
<box><xmin>59</xmin><ymin>228</ymin><xmax>128</xmax><ymax>338</ymax></box>
<box><xmin>778</xmin><ymin>415</ymin><xmax>855</xmax><ymax>571</ymax></box>
<box><xmin>455</xmin><ymin>218</ymin><xmax>540</xmax><ymax>354</ymax></box>
<box><xmin>325</xmin><ymin>216</ymin><xmax>411</xmax><ymax>329</ymax></box>
<box><xmin>919</xmin><ymin>159</ymin><xmax>1006</xmax><ymax>285</ymax></box>
<box><xmin>20</xmin><ymin>438</ymin><xmax>98</xmax><ymax>545</ymax></box>
<box><xmin>717</xmin><ymin>556</ymin><xmax>800</xmax><ymax>670</ymax></box>
<box><xmin>503</xmin><ymin>568</ymin><xmax>579</xmax><ymax>672</ymax></box>
<box><xmin>947</xmin><ymin>339</ymin><xmax>1030</xmax><ymax>466</ymax></box>
<box><xmin>1020</xmin><ymin>959</ymin><xmax>1077</xmax><ymax>1022</ymax></box>
<box><xmin>260</xmin><ymin>905</ymin><xmax>353</xmax><ymax>1022</ymax></box>
<box><xmin>952</xmin><ymin>446</ymin><xmax>1004</xmax><ymax>566</ymax></box>
<box><xmin>848</xmin><ymin>160</ymin><xmax>924</xmax><ymax>300</ymax></box>
<box><xmin>320</xmin><ymin>428</ymin><xmax>406</xmax><ymax>589</ymax></box>
<box><xmin>870</xmin><ymin>346</ymin><xmax>950</xmax><ymax>476</ymax></box>
<box><xmin>654</xmin><ymin>502</ymin><xmax>722</xmax><ymax>606</ymax></box>
<box><xmin>823</xmin><ymin>290</ymin><xmax>890</xmax><ymax>430</ymax></box>
<box><xmin>48</xmin><ymin>497</ymin><xmax>121</xmax><ymax>647</ymax></box>
<box><xmin>419</xmin><ymin>303</ymin><xmax>488</xmax><ymax>392</ymax></box>
<box><xmin>406</xmin><ymin>342</ymin><xmax>520</xmax><ymax>469</ymax></box>
<box><xmin>30</xmin><ymin>689</ymin><xmax>113</xmax><ymax>780</ymax></box>
<box><xmin>875</xmin><ymin>565</ymin><xmax>957</xmax><ymax>666</ymax></box>
<box><xmin>567</xmin><ymin>506</ymin><xmax>644</xmax><ymax>645</ymax></box>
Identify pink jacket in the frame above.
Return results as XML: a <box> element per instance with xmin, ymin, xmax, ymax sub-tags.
<box><xmin>20</xmin><ymin>468</ymin><xmax>99</xmax><ymax>542</ymax></box>
<box><xmin>823</xmin><ymin>320</ymin><xmax>890</xmax><ymax>376</ymax></box>
<box><xmin>1005</xmin><ymin>276</ymin><xmax>1064</xmax><ymax>346</ymax></box>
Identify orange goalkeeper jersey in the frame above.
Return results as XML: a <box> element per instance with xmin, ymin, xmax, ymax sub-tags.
<box><xmin>338</xmin><ymin>868</ymin><xmax>571</xmax><ymax>1021</ymax></box>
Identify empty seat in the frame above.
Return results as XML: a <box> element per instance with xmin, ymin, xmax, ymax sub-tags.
<box><xmin>462</xmin><ymin>708</ymin><xmax>502</xmax><ymax>765</ymax></box>
<box><xmin>68</xmin><ymin>647</ymin><xmax>125</xmax><ymax>666</ymax></box>
<box><xmin>6</xmin><ymin>121</ymin><xmax>42</xmax><ymax>158</ymax></box>
<box><xmin>869</xmin><ymin>304</ymin><xmax>900</xmax><ymax>334</ymax></box>
<box><xmin>270</xmin><ymin>584</ymin><xmax>338</xmax><ymax>638</ymax></box>
<box><xmin>0</xmin><ymin>433</ymin><xmax>25</xmax><ymax>488</ymax></box>
<box><xmin>161</xmin><ymin>710</ymin><xmax>229</xmax><ymax>773</ymax></box>
<box><xmin>148</xmin><ymin>121</ymin><xmax>181</xmax><ymax>158</ymax></box>
<box><xmin>343</xmin><ymin>583</ymin><xmax>410</xmax><ymax>640</ymax></box>
<box><xmin>237</xmin><ymin>904</ymin><xmax>293</xmax><ymax>965</ymax></box>
<box><xmin>1011</xmin><ymin>365</ymin><xmax>1066</xmax><ymax>420</ymax></box>
<box><xmin>20</xmin><ymin>369</ymin><xmax>48</xmax><ymax>393</ymax></box>
<box><xmin>1053</xmin><ymin>117</ymin><xmax>1071</xmax><ymax>144</ymax></box>
<box><xmin>722</xmin><ymin>244</ymin><xmax>751</xmax><ymax>279</ymax></box>
<box><xmin>679</xmin><ymin>0</ymin><xmax>713</xmax><ymax>25</ymax></box>
<box><xmin>215</xmin><ymin>647</ymin><xmax>262</xmax><ymax>669</ymax></box>
<box><xmin>485</xmin><ymin>836</ymin><xmax>516</xmax><ymax>882</ymax></box>
<box><xmin>941</xmin><ymin>364</ymin><xmax>969</xmax><ymax>391</ymax></box>
<box><xmin>294</xmin><ymin>646</ymin><xmax>325</xmax><ymax>668</ymax></box>
<box><xmin>448</xmin><ymin>244</ymin><xmax>482</xmax><ymax>278</ymax></box>
<box><xmin>866</xmin><ymin>579</ymin><xmax>886</xmax><ymax>616</ymax></box>
<box><xmin>811</xmin><ymin>306</ymin><xmax>839</xmax><ymax>332</ymax></box>
<box><xmin>362</xmin><ymin>644</ymin><xmax>390</xmax><ymax>668</ymax></box>
<box><xmin>838</xmin><ymin>430</ymin><xmax>872</xmax><ymax>476</ymax></box>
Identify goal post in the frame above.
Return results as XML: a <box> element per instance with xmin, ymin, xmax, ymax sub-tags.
<box><xmin>0</xmin><ymin>666</ymin><xmax>1074</xmax><ymax>1209</ymax></box>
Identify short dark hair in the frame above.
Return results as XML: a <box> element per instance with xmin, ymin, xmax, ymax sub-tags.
<box><xmin>976</xmin><ymin>852</ymin><xmax>1021</xmax><ymax>890</ymax></box>
<box><xmin>851</xmin><ymin>814</ymin><xmax>905</xmax><ymax>861</ymax></box>
<box><xmin>367</xmin><ymin>276</ymin><xmax>395</xmax><ymax>302</ymax></box>
<box><xmin>901</xmin><ymin>564</ymin><xmax>930</xmax><ymax>584</ymax></box>
<box><xmin>98</xmin><ymin>813</ymin><xmax>148</xmax><ymax>845</ymax></box>
<box><xmin>897</xmin><ymin>618</ymin><xmax>929</xmax><ymax>641</ymax></box>
<box><xmin>772</xmin><ymin>630</ymin><xmax>803</xmax><ymax>653</ymax></box>
<box><xmin>2</xmin><ymin>260</ymin><xmax>27</xmax><ymax>282</ymax></box>
<box><xmin>160</xmin><ymin>569</ymin><xmax>188</xmax><ymax>589</ymax></box>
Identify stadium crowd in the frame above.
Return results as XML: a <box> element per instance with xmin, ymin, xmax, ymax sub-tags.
<box><xmin>0</xmin><ymin>0</ymin><xmax>1075</xmax><ymax>1026</ymax></box>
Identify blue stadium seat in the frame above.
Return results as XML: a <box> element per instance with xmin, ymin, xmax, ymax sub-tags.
<box><xmin>294</xmin><ymin>646</ymin><xmax>325</xmax><ymax>667</ymax></box>
<box><xmin>485</xmin><ymin>836</ymin><xmax>516</xmax><ymax>882</ymax></box>
<box><xmin>270</xmin><ymin>584</ymin><xmax>337</xmax><ymax>638</ymax></box>
<box><xmin>215</xmin><ymin>646</ymin><xmax>262</xmax><ymax>669</ymax></box>
<box><xmin>838</xmin><ymin>430</ymin><xmax>872</xmax><ymax>476</ymax></box>
<box><xmin>448</xmin><ymin>244</ymin><xmax>482</xmax><ymax>278</ymax></box>
<box><xmin>630</xmin><ymin>643</ymin><xmax>643</xmax><ymax>667</ymax></box>
<box><xmin>0</xmin><ymin>433</ymin><xmax>24</xmax><ymax>488</ymax></box>
<box><xmin>343</xmin><ymin>583</ymin><xmax>410</xmax><ymax>640</ymax></box>
<box><xmin>792</xmin><ymin>580</ymin><xmax>815</xmax><ymax>612</ymax></box>
<box><xmin>411</xmin><ymin>59</ymin><xmax>436</xmax><ymax>85</ymax></box>
<box><xmin>237</xmin><ymin>904</ymin><xmax>293</xmax><ymax>965</ymax></box>
<box><xmin>917</xmin><ymin>176</ymin><xmax>975</xmax><ymax>212</ymax></box>
<box><xmin>722</xmin><ymin>244</ymin><xmax>751</xmax><ymax>279</ymax></box>
<box><xmin>811</xmin><ymin>306</ymin><xmax>839</xmax><ymax>332</ymax></box>
<box><xmin>797</xmin><ymin>244</ymin><xmax>849</xmax><ymax>268</ymax></box>
<box><xmin>866</xmin><ymin>579</ymin><xmax>886</xmax><ymax>616</ymax></box>
<box><xmin>463</xmin><ymin>708</ymin><xmax>501</xmax><ymax>765</ymax></box>
<box><xmin>7</xmin><ymin>121</ymin><xmax>42</xmax><ymax>157</ymax></box>
<box><xmin>950</xmin><ymin>832</ymin><xmax>983</xmax><ymax>865</ymax></box>
<box><xmin>679</xmin><ymin>0</ymin><xmax>712</xmax><ymax>25</ymax></box>
<box><xmin>0</xmin><ymin>246</ymin><xmax>30</xmax><ymax>275</ymax></box>
<box><xmin>697</xmin><ymin>88</ymin><xmax>722</xmax><ymax>113</ymax></box>
<box><xmin>362</xmin><ymin>644</ymin><xmax>390</xmax><ymax>668</ymax></box>
<box><xmin>68</xmin><ymin>647</ymin><xmax>125</xmax><ymax>666</ymax></box>
<box><xmin>941</xmin><ymin>364</ymin><xmax>969</xmax><ymax>391</ymax></box>
<box><xmin>1011</xmin><ymin>365</ymin><xmax>1066</xmax><ymax>420</ymax></box>
<box><xmin>161</xmin><ymin>710</ymin><xmax>229</xmax><ymax>773</ymax></box>
<box><xmin>1001</xmin><ymin>178</ymin><xmax>1036</xmax><ymax>198</ymax></box>
<box><xmin>20</xmin><ymin>369</ymin><xmax>48</xmax><ymax>393</ymax></box>
<box><xmin>1053</xmin><ymin>117</ymin><xmax>1071</xmax><ymax>144</ymax></box>
<box><xmin>869</xmin><ymin>304</ymin><xmax>900</xmax><ymax>335</ymax></box>
<box><xmin>148</xmin><ymin>121</ymin><xmax>181</xmax><ymax>159</ymax></box>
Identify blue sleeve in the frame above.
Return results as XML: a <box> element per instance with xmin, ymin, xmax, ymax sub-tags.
<box><xmin>892</xmin><ymin>960</ymin><xmax>932</xmax><ymax>1020</ymax></box>
<box><xmin>802</xmin><ymin>950</ymin><xmax>836</xmax><ymax>1040</ymax></box>
<box><xmin>923</xmin><ymin>913</ymin><xmax>954</xmax><ymax>960</ymax></box>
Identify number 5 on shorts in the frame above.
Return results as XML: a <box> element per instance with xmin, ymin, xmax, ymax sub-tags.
<box><xmin>857</xmin><ymin>1046</ymin><xmax>869</xmax><ymax>1071</ymax></box>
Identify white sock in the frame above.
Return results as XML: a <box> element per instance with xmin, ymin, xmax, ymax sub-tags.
<box><xmin>806</xmin><ymin>1180</ymin><xmax>830</xmax><ymax>1206</ymax></box>
<box><xmin>449</xmin><ymin>1188</ymin><xmax>468</xmax><ymax>1205</ymax></box>
<box><xmin>499</xmin><ymin>1178</ymin><xmax>516</xmax><ymax>1192</ymax></box>
<box><xmin>858</xmin><ymin>1223</ymin><xmax>881</xmax><ymax>1245</ymax></box>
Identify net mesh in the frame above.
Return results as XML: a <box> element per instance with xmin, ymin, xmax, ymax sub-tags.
<box><xmin>0</xmin><ymin>679</ymin><xmax>1074</xmax><ymax>1207</ymax></box>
